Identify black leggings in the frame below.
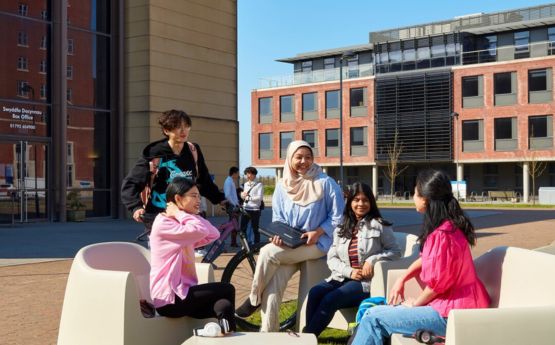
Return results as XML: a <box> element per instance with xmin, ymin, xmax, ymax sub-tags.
<box><xmin>156</xmin><ymin>282</ymin><xmax>236</xmax><ymax>331</ymax></box>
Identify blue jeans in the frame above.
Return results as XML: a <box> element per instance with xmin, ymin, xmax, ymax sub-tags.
<box><xmin>304</xmin><ymin>279</ymin><xmax>368</xmax><ymax>336</ymax></box>
<box><xmin>351</xmin><ymin>305</ymin><xmax>447</xmax><ymax>345</ymax></box>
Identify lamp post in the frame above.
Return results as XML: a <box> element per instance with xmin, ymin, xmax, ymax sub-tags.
<box><xmin>339</xmin><ymin>51</ymin><xmax>355</xmax><ymax>187</ymax></box>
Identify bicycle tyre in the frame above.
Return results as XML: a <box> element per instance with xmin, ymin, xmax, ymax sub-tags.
<box><xmin>221</xmin><ymin>243</ymin><xmax>297</xmax><ymax>332</ymax></box>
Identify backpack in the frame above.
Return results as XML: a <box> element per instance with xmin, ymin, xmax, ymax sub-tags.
<box><xmin>140</xmin><ymin>142</ymin><xmax>198</xmax><ymax>207</ymax></box>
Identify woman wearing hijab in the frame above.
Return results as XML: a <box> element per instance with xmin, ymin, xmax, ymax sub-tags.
<box><xmin>235</xmin><ymin>140</ymin><xmax>344</xmax><ymax>332</ymax></box>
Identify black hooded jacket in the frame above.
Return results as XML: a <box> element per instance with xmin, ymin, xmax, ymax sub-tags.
<box><xmin>121</xmin><ymin>139</ymin><xmax>225</xmax><ymax>216</ymax></box>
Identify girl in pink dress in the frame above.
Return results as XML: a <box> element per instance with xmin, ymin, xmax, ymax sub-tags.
<box><xmin>149</xmin><ymin>176</ymin><xmax>235</xmax><ymax>331</ymax></box>
<box><xmin>350</xmin><ymin>169</ymin><xmax>489</xmax><ymax>345</ymax></box>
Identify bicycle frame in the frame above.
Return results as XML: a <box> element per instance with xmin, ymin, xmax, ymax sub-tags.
<box><xmin>202</xmin><ymin>205</ymin><xmax>243</xmax><ymax>264</ymax></box>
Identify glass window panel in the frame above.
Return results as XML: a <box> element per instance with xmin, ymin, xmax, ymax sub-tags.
<box><xmin>259</xmin><ymin>133</ymin><xmax>271</xmax><ymax>150</ymax></box>
<box><xmin>529</xmin><ymin>69</ymin><xmax>547</xmax><ymax>92</ymax></box>
<box><xmin>462</xmin><ymin>120</ymin><xmax>480</xmax><ymax>141</ymax></box>
<box><xmin>67</xmin><ymin>0</ymin><xmax>110</xmax><ymax>33</ymax></box>
<box><xmin>417</xmin><ymin>38</ymin><xmax>430</xmax><ymax>60</ymax></box>
<box><xmin>326</xmin><ymin>129</ymin><xmax>339</xmax><ymax>147</ymax></box>
<box><xmin>324</xmin><ymin>57</ymin><xmax>335</xmax><ymax>69</ymax></box>
<box><xmin>301</xmin><ymin>60</ymin><xmax>312</xmax><ymax>72</ymax></box>
<box><xmin>302</xmin><ymin>130</ymin><xmax>317</xmax><ymax>148</ymax></box>
<box><xmin>462</xmin><ymin>76</ymin><xmax>479</xmax><ymax>97</ymax></box>
<box><xmin>350</xmin><ymin>88</ymin><xmax>365</xmax><ymax>107</ymax></box>
<box><xmin>514</xmin><ymin>31</ymin><xmax>530</xmax><ymax>52</ymax></box>
<box><xmin>67</xmin><ymin>30</ymin><xmax>110</xmax><ymax>109</ymax></box>
<box><xmin>431</xmin><ymin>36</ymin><xmax>446</xmax><ymax>57</ymax></box>
<box><xmin>350</xmin><ymin>127</ymin><xmax>366</xmax><ymax>145</ymax></box>
<box><xmin>0</xmin><ymin>16</ymin><xmax>50</xmax><ymax>101</ymax></box>
<box><xmin>495</xmin><ymin>117</ymin><xmax>514</xmax><ymax>139</ymax></box>
<box><xmin>280</xmin><ymin>132</ymin><xmax>294</xmax><ymax>150</ymax></box>
<box><xmin>326</xmin><ymin>90</ymin><xmax>339</xmax><ymax>109</ymax></box>
<box><xmin>280</xmin><ymin>95</ymin><xmax>293</xmax><ymax>113</ymax></box>
<box><xmin>259</xmin><ymin>97</ymin><xmax>272</xmax><ymax>116</ymax></box>
<box><xmin>494</xmin><ymin>72</ymin><xmax>512</xmax><ymax>94</ymax></box>
<box><xmin>529</xmin><ymin>116</ymin><xmax>548</xmax><ymax>138</ymax></box>
<box><xmin>303</xmin><ymin>93</ymin><xmax>316</xmax><ymax>112</ymax></box>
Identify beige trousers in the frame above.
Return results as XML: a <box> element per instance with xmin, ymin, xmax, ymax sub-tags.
<box><xmin>248</xmin><ymin>243</ymin><xmax>324</xmax><ymax>332</ymax></box>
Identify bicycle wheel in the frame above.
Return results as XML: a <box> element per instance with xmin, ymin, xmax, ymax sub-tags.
<box><xmin>221</xmin><ymin>243</ymin><xmax>298</xmax><ymax>332</ymax></box>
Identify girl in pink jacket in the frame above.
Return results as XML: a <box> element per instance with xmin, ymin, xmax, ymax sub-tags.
<box><xmin>149</xmin><ymin>176</ymin><xmax>235</xmax><ymax>331</ymax></box>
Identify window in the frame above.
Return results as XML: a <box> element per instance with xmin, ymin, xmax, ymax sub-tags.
<box><xmin>258</xmin><ymin>97</ymin><xmax>272</xmax><ymax>124</ymax></box>
<box><xmin>301</xmin><ymin>60</ymin><xmax>312</xmax><ymax>72</ymax></box>
<box><xmin>549</xmin><ymin>27</ymin><xmax>555</xmax><ymax>55</ymax></box>
<box><xmin>431</xmin><ymin>35</ymin><xmax>446</xmax><ymax>67</ymax></box>
<box><xmin>494</xmin><ymin>117</ymin><xmax>517</xmax><ymax>151</ymax></box>
<box><xmin>514</xmin><ymin>31</ymin><xmax>530</xmax><ymax>58</ymax></box>
<box><xmin>17</xmin><ymin>57</ymin><xmax>28</xmax><ymax>71</ymax></box>
<box><xmin>67</xmin><ymin>88</ymin><xmax>72</xmax><ymax>103</ymax></box>
<box><xmin>462</xmin><ymin>75</ymin><xmax>483</xmax><ymax>108</ymax></box>
<box><xmin>529</xmin><ymin>115</ymin><xmax>553</xmax><ymax>149</ymax></box>
<box><xmin>18</xmin><ymin>31</ymin><xmax>28</xmax><ymax>46</ymax></box>
<box><xmin>350</xmin><ymin>87</ymin><xmax>367</xmax><ymax>117</ymax></box>
<box><xmin>259</xmin><ymin>133</ymin><xmax>272</xmax><ymax>159</ymax></box>
<box><xmin>40</xmin><ymin>36</ymin><xmax>47</xmax><ymax>50</ymax></box>
<box><xmin>41</xmin><ymin>9</ymin><xmax>48</xmax><ymax>20</ymax></box>
<box><xmin>347</xmin><ymin>55</ymin><xmax>359</xmax><ymax>78</ymax></box>
<box><xmin>40</xmin><ymin>84</ymin><xmax>46</xmax><ymax>99</ymax></box>
<box><xmin>494</xmin><ymin>72</ymin><xmax>516</xmax><ymax>106</ymax></box>
<box><xmin>18</xmin><ymin>3</ymin><xmax>29</xmax><ymax>16</ymax></box>
<box><xmin>483</xmin><ymin>164</ymin><xmax>498</xmax><ymax>189</ymax></box>
<box><xmin>39</xmin><ymin>60</ymin><xmax>47</xmax><ymax>73</ymax></box>
<box><xmin>350</xmin><ymin>127</ymin><xmax>367</xmax><ymax>156</ymax></box>
<box><xmin>325</xmin><ymin>129</ymin><xmax>339</xmax><ymax>157</ymax></box>
<box><xmin>479</xmin><ymin>35</ymin><xmax>497</xmax><ymax>62</ymax></box>
<box><xmin>302</xmin><ymin>92</ymin><xmax>318</xmax><ymax>120</ymax></box>
<box><xmin>302</xmin><ymin>130</ymin><xmax>318</xmax><ymax>156</ymax></box>
<box><xmin>462</xmin><ymin>120</ymin><xmax>483</xmax><ymax>152</ymax></box>
<box><xmin>326</xmin><ymin>90</ymin><xmax>339</xmax><ymax>118</ymax></box>
<box><xmin>67</xmin><ymin>65</ymin><xmax>73</xmax><ymax>79</ymax></box>
<box><xmin>17</xmin><ymin>81</ymin><xmax>29</xmax><ymax>97</ymax></box>
<box><xmin>279</xmin><ymin>95</ymin><xmax>294</xmax><ymax>122</ymax></box>
<box><xmin>529</xmin><ymin>68</ymin><xmax>552</xmax><ymax>103</ymax></box>
<box><xmin>280</xmin><ymin>132</ymin><xmax>294</xmax><ymax>159</ymax></box>
<box><xmin>67</xmin><ymin>39</ymin><xmax>74</xmax><ymax>55</ymax></box>
<box><xmin>416</xmin><ymin>37</ymin><xmax>430</xmax><ymax>69</ymax></box>
<box><xmin>324</xmin><ymin>57</ymin><xmax>335</xmax><ymax>69</ymax></box>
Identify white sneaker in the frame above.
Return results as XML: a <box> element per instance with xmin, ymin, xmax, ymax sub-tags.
<box><xmin>195</xmin><ymin>249</ymin><xmax>207</xmax><ymax>258</ymax></box>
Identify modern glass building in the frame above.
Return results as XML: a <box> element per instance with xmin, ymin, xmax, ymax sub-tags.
<box><xmin>0</xmin><ymin>0</ymin><xmax>238</xmax><ymax>223</ymax></box>
<box><xmin>251</xmin><ymin>4</ymin><xmax>555</xmax><ymax>201</ymax></box>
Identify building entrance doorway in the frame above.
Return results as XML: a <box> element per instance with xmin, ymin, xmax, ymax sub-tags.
<box><xmin>0</xmin><ymin>140</ymin><xmax>49</xmax><ymax>224</ymax></box>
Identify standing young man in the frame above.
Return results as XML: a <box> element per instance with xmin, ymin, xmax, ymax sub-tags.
<box><xmin>240</xmin><ymin>167</ymin><xmax>264</xmax><ymax>244</ymax></box>
<box><xmin>224</xmin><ymin>166</ymin><xmax>240</xmax><ymax>246</ymax></box>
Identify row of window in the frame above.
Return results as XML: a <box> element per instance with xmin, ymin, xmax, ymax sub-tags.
<box><xmin>16</xmin><ymin>80</ymin><xmax>73</xmax><ymax>101</ymax></box>
<box><xmin>462</xmin><ymin>115</ymin><xmax>553</xmax><ymax>151</ymax></box>
<box><xmin>462</xmin><ymin>68</ymin><xmax>553</xmax><ymax>107</ymax></box>
<box><xmin>259</xmin><ymin>87</ymin><xmax>368</xmax><ymax>122</ymax></box>
<box><xmin>16</xmin><ymin>57</ymin><xmax>73</xmax><ymax>78</ymax></box>
<box><xmin>258</xmin><ymin>127</ymin><xmax>369</xmax><ymax>160</ymax></box>
<box><xmin>17</xmin><ymin>32</ymin><xmax>75</xmax><ymax>54</ymax></box>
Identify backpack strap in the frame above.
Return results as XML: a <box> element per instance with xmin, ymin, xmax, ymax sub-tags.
<box><xmin>140</xmin><ymin>157</ymin><xmax>160</xmax><ymax>207</ymax></box>
<box><xmin>187</xmin><ymin>142</ymin><xmax>199</xmax><ymax>176</ymax></box>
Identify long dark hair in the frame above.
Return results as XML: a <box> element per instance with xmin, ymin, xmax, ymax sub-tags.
<box><xmin>337</xmin><ymin>182</ymin><xmax>391</xmax><ymax>239</ymax></box>
<box><xmin>165</xmin><ymin>176</ymin><xmax>197</xmax><ymax>204</ymax></box>
<box><xmin>416</xmin><ymin>169</ymin><xmax>476</xmax><ymax>250</ymax></box>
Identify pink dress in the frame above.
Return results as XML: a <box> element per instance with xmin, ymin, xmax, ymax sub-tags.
<box><xmin>149</xmin><ymin>211</ymin><xmax>219</xmax><ymax>308</ymax></box>
<box><xmin>420</xmin><ymin>220</ymin><xmax>490</xmax><ymax>317</ymax></box>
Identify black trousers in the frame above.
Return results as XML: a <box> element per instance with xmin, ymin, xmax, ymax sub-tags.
<box><xmin>240</xmin><ymin>210</ymin><xmax>261</xmax><ymax>243</ymax></box>
<box><xmin>156</xmin><ymin>282</ymin><xmax>236</xmax><ymax>331</ymax></box>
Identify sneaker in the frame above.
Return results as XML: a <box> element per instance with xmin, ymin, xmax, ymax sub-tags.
<box><xmin>235</xmin><ymin>298</ymin><xmax>260</xmax><ymax>318</ymax></box>
<box><xmin>194</xmin><ymin>249</ymin><xmax>207</xmax><ymax>258</ymax></box>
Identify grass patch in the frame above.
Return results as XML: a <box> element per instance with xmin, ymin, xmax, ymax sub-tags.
<box><xmin>317</xmin><ymin>328</ymin><xmax>350</xmax><ymax>345</ymax></box>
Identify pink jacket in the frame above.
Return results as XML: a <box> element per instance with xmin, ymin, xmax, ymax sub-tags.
<box><xmin>149</xmin><ymin>211</ymin><xmax>219</xmax><ymax>308</ymax></box>
<box><xmin>420</xmin><ymin>220</ymin><xmax>490</xmax><ymax>317</ymax></box>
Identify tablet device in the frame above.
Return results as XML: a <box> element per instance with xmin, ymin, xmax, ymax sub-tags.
<box><xmin>259</xmin><ymin>221</ymin><xmax>307</xmax><ymax>248</ymax></box>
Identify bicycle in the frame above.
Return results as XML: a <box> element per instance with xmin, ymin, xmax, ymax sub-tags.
<box><xmin>202</xmin><ymin>203</ymin><xmax>298</xmax><ymax>331</ymax></box>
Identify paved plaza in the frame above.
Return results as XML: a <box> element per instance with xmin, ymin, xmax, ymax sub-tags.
<box><xmin>0</xmin><ymin>207</ymin><xmax>554</xmax><ymax>345</ymax></box>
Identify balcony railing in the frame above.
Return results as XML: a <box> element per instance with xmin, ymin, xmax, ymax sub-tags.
<box><xmin>258</xmin><ymin>65</ymin><xmax>373</xmax><ymax>89</ymax></box>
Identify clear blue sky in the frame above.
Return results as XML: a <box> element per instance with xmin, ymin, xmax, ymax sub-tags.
<box><xmin>237</xmin><ymin>0</ymin><xmax>552</xmax><ymax>175</ymax></box>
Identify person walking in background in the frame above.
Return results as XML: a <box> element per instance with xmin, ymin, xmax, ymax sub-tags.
<box><xmin>149</xmin><ymin>176</ymin><xmax>236</xmax><ymax>331</ymax></box>
<box><xmin>224</xmin><ymin>166</ymin><xmax>240</xmax><ymax>247</ymax></box>
<box><xmin>350</xmin><ymin>169</ymin><xmax>490</xmax><ymax>345</ymax></box>
<box><xmin>304</xmin><ymin>182</ymin><xmax>401</xmax><ymax>337</ymax></box>
<box><xmin>121</xmin><ymin>109</ymin><xmax>226</xmax><ymax>233</ymax></box>
<box><xmin>235</xmin><ymin>140</ymin><xmax>344</xmax><ymax>332</ymax></box>
<box><xmin>240</xmin><ymin>166</ymin><xmax>264</xmax><ymax>245</ymax></box>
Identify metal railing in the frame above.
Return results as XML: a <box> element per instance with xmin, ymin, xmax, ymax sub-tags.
<box><xmin>258</xmin><ymin>65</ymin><xmax>374</xmax><ymax>89</ymax></box>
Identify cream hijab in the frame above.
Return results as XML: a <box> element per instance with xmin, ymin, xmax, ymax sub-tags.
<box><xmin>282</xmin><ymin>140</ymin><xmax>323</xmax><ymax>206</ymax></box>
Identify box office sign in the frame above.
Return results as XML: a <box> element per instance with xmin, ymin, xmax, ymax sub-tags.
<box><xmin>1</xmin><ymin>104</ymin><xmax>48</xmax><ymax>137</ymax></box>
